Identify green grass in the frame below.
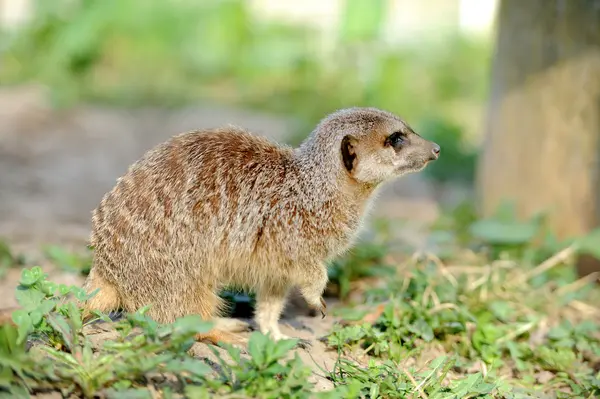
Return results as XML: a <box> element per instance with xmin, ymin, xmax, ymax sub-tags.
<box><xmin>325</xmin><ymin>251</ymin><xmax>600</xmax><ymax>398</ymax></box>
<box><xmin>1</xmin><ymin>204</ymin><xmax>599</xmax><ymax>398</ymax></box>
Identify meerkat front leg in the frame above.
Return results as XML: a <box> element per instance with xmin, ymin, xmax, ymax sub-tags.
<box><xmin>254</xmin><ymin>286</ymin><xmax>312</xmax><ymax>349</ymax></box>
<box><xmin>254</xmin><ymin>286</ymin><xmax>290</xmax><ymax>341</ymax></box>
<box><xmin>298</xmin><ymin>264</ymin><xmax>328</xmax><ymax>318</ymax></box>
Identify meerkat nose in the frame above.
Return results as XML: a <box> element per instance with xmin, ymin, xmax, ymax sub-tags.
<box><xmin>431</xmin><ymin>144</ymin><xmax>441</xmax><ymax>160</ymax></box>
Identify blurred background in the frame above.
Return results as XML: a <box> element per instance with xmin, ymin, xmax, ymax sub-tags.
<box><xmin>0</xmin><ymin>0</ymin><xmax>494</xmax><ymax>244</ymax></box>
<box><xmin>0</xmin><ymin>0</ymin><xmax>598</xmax><ymax>277</ymax></box>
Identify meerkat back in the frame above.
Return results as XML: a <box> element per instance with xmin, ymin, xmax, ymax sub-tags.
<box><xmin>83</xmin><ymin>127</ymin><xmax>294</xmax><ymax>325</ymax></box>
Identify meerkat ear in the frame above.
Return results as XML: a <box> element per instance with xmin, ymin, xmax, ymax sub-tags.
<box><xmin>341</xmin><ymin>135</ymin><xmax>358</xmax><ymax>172</ymax></box>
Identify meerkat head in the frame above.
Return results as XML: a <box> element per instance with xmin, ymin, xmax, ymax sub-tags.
<box><xmin>329</xmin><ymin>107</ymin><xmax>440</xmax><ymax>186</ymax></box>
<box><xmin>296</xmin><ymin>107</ymin><xmax>440</xmax><ymax>189</ymax></box>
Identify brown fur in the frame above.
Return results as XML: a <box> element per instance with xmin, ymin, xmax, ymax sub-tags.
<box><xmin>81</xmin><ymin>107</ymin><xmax>440</xmax><ymax>344</ymax></box>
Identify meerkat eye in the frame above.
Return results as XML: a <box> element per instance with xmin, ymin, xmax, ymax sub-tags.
<box><xmin>385</xmin><ymin>131</ymin><xmax>406</xmax><ymax>147</ymax></box>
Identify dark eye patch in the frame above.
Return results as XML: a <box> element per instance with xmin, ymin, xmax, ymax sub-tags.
<box><xmin>385</xmin><ymin>131</ymin><xmax>407</xmax><ymax>147</ymax></box>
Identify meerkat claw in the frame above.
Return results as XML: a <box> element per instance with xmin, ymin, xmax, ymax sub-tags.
<box><xmin>320</xmin><ymin>297</ymin><xmax>327</xmax><ymax>318</ymax></box>
<box><xmin>295</xmin><ymin>338</ymin><xmax>312</xmax><ymax>350</ymax></box>
<box><xmin>317</xmin><ymin>335</ymin><xmax>329</xmax><ymax>343</ymax></box>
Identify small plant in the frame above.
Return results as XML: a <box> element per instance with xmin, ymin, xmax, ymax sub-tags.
<box><xmin>186</xmin><ymin>332</ymin><xmax>334</xmax><ymax>398</ymax></box>
<box><xmin>11</xmin><ymin>266</ymin><xmax>95</xmax><ymax>346</ymax></box>
<box><xmin>5</xmin><ymin>266</ymin><xmax>216</xmax><ymax>397</ymax></box>
<box><xmin>41</xmin><ymin>309</ymin><xmax>214</xmax><ymax>397</ymax></box>
<box><xmin>0</xmin><ymin>323</ymin><xmax>55</xmax><ymax>396</ymax></box>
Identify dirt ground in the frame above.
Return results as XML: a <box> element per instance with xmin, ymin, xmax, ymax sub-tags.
<box><xmin>0</xmin><ymin>85</ymin><xmax>459</xmax><ymax>389</ymax></box>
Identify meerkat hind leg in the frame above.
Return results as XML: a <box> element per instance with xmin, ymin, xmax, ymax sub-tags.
<box><xmin>195</xmin><ymin>330</ymin><xmax>249</xmax><ymax>347</ymax></box>
<box><xmin>159</xmin><ymin>283</ymin><xmax>249</xmax><ymax>347</ymax></box>
<box><xmin>298</xmin><ymin>265</ymin><xmax>329</xmax><ymax>318</ymax></box>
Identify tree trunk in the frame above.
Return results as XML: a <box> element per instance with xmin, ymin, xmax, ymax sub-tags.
<box><xmin>477</xmin><ymin>0</ymin><xmax>600</xmax><ymax>275</ymax></box>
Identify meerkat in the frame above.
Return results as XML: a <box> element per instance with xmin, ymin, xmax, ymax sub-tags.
<box><xmin>81</xmin><ymin>107</ymin><xmax>440</xmax><ymax>346</ymax></box>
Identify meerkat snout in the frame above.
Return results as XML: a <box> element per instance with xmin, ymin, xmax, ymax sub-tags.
<box><xmin>431</xmin><ymin>143</ymin><xmax>441</xmax><ymax>160</ymax></box>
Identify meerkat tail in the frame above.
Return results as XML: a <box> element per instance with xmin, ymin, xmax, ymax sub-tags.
<box><xmin>80</xmin><ymin>269</ymin><xmax>121</xmax><ymax>321</ymax></box>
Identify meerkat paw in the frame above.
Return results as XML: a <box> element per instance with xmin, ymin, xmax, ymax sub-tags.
<box><xmin>305</xmin><ymin>296</ymin><xmax>327</xmax><ymax>318</ymax></box>
<box><xmin>298</xmin><ymin>268</ymin><xmax>328</xmax><ymax>319</ymax></box>
<box><xmin>214</xmin><ymin>317</ymin><xmax>252</xmax><ymax>333</ymax></box>
<box><xmin>295</xmin><ymin>338</ymin><xmax>312</xmax><ymax>350</ymax></box>
<box><xmin>269</xmin><ymin>331</ymin><xmax>312</xmax><ymax>351</ymax></box>
<box><xmin>269</xmin><ymin>330</ymin><xmax>291</xmax><ymax>341</ymax></box>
